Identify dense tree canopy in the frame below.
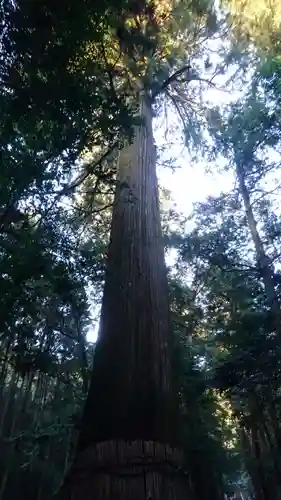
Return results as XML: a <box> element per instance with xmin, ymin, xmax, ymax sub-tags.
<box><xmin>1</xmin><ymin>0</ymin><xmax>281</xmax><ymax>499</ymax></box>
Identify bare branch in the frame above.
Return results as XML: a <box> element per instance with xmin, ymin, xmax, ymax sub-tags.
<box><xmin>152</xmin><ymin>64</ymin><xmax>192</xmax><ymax>99</ymax></box>
<box><xmin>58</xmin><ymin>144</ymin><xmax>118</xmax><ymax>197</ymax></box>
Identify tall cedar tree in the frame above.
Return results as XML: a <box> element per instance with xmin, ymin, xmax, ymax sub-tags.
<box><xmin>56</xmin><ymin>94</ymin><xmax>190</xmax><ymax>499</ymax></box>
<box><xmin>53</xmin><ymin>0</ymin><xmax>220</xmax><ymax>495</ymax></box>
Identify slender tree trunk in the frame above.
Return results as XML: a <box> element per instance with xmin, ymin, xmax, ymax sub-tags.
<box><xmin>250</xmin><ymin>424</ymin><xmax>271</xmax><ymax>500</ymax></box>
<box><xmin>240</xmin><ymin>427</ymin><xmax>264</xmax><ymax>500</ymax></box>
<box><xmin>235</xmin><ymin>160</ymin><xmax>281</xmax><ymax>336</ymax></box>
<box><xmin>250</xmin><ymin>391</ymin><xmax>281</xmax><ymax>482</ymax></box>
<box><xmin>260</xmin><ymin>418</ymin><xmax>281</xmax><ymax>491</ymax></box>
<box><xmin>266</xmin><ymin>393</ymin><xmax>281</xmax><ymax>455</ymax></box>
<box><xmin>0</xmin><ymin>367</ymin><xmax>18</xmax><ymax>435</ymax></box>
<box><xmin>75</xmin><ymin>315</ymin><xmax>89</xmax><ymax>395</ymax></box>
<box><xmin>0</xmin><ymin>375</ymin><xmax>25</xmax><ymax>500</ymax></box>
<box><xmin>0</xmin><ymin>338</ymin><xmax>12</xmax><ymax>398</ymax></box>
<box><xmin>56</xmin><ymin>93</ymin><xmax>190</xmax><ymax>499</ymax></box>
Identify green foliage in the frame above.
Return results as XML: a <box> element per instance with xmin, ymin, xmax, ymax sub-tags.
<box><xmin>222</xmin><ymin>0</ymin><xmax>281</xmax><ymax>53</ymax></box>
<box><xmin>167</xmin><ymin>268</ymin><xmax>241</xmax><ymax>497</ymax></box>
<box><xmin>0</xmin><ymin>0</ymin><xmax>270</xmax><ymax>499</ymax></box>
<box><xmin>0</xmin><ymin>0</ymin><xmax>135</xmax><ymax>497</ymax></box>
<box><xmin>168</xmin><ymin>51</ymin><xmax>281</xmax><ymax>498</ymax></box>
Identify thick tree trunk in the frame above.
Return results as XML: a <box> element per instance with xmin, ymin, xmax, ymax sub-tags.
<box><xmin>55</xmin><ymin>93</ymin><xmax>190</xmax><ymax>499</ymax></box>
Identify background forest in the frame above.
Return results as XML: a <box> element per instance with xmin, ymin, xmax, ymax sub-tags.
<box><xmin>1</xmin><ymin>0</ymin><xmax>281</xmax><ymax>499</ymax></box>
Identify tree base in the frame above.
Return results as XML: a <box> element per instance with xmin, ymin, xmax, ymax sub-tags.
<box><xmin>56</xmin><ymin>440</ymin><xmax>192</xmax><ymax>500</ymax></box>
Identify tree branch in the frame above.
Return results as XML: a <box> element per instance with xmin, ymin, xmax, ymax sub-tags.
<box><xmin>152</xmin><ymin>64</ymin><xmax>192</xmax><ymax>99</ymax></box>
<box><xmin>58</xmin><ymin>144</ymin><xmax>118</xmax><ymax>197</ymax></box>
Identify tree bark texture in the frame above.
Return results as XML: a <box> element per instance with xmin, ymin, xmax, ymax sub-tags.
<box><xmin>56</xmin><ymin>94</ymin><xmax>190</xmax><ymax>499</ymax></box>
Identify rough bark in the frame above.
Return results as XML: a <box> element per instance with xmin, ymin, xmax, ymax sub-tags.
<box><xmin>56</xmin><ymin>93</ymin><xmax>190</xmax><ymax>499</ymax></box>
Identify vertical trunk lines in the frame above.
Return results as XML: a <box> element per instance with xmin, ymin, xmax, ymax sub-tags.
<box><xmin>78</xmin><ymin>94</ymin><xmax>176</xmax><ymax>446</ymax></box>
<box><xmin>56</xmin><ymin>94</ymin><xmax>188</xmax><ymax>500</ymax></box>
